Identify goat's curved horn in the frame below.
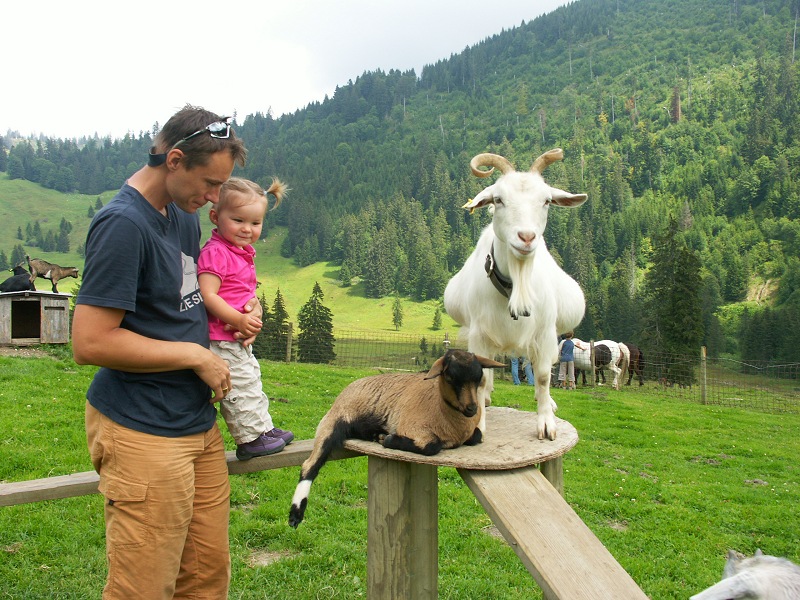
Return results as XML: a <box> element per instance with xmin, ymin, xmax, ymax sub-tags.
<box><xmin>470</xmin><ymin>153</ymin><xmax>514</xmax><ymax>178</ymax></box>
<box><xmin>530</xmin><ymin>148</ymin><xmax>564</xmax><ymax>174</ymax></box>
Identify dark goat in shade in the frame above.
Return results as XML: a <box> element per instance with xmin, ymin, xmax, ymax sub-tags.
<box><xmin>288</xmin><ymin>349</ymin><xmax>505</xmax><ymax>527</ymax></box>
<box><xmin>0</xmin><ymin>264</ymin><xmax>36</xmax><ymax>293</ymax></box>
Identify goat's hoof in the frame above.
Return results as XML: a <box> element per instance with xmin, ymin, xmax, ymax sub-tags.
<box><xmin>288</xmin><ymin>504</ymin><xmax>306</xmax><ymax>528</ymax></box>
<box><xmin>537</xmin><ymin>415</ymin><xmax>558</xmax><ymax>441</ymax></box>
<box><xmin>537</xmin><ymin>428</ymin><xmax>557</xmax><ymax>441</ymax></box>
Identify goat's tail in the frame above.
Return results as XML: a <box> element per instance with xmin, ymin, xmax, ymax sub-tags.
<box><xmin>289</xmin><ymin>415</ymin><xmax>351</xmax><ymax>528</ymax></box>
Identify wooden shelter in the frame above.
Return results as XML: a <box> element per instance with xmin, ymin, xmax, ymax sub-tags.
<box><xmin>0</xmin><ymin>290</ymin><xmax>71</xmax><ymax>346</ymax></box>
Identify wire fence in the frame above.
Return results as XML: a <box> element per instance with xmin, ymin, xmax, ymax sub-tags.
<box><xmin>283</xmin><ymin>328</ymin><xmax>800</xmax><ymax>414</ymax></box>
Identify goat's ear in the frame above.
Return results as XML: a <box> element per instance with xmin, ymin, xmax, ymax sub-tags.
<box><xmin>424</xmin><ymin>356</ymin><xmax>446</xmax><ymax>380</ymax></box>
<box><xmin>549</xmin><ymin>188</ymin><xmax>588</xmax><ymax>208</ymax></box>
<box><xmin>461</xmin><ymin>187</ymin><xmax>496</xmax><ymax>214</ymax></box>
<box><xmin>475</xmin><ymin>355</ymin><xmax>507</xmax><ymax>369</ymax></box>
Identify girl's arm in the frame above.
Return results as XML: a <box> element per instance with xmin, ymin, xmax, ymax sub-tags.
<box><xmin>199</xmin><ymin>273</ymin><xmax>262</xmax><ymax>338</ymax></box>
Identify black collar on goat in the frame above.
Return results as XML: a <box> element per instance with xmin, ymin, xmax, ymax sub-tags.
<box><xmin>484</xmin><ymin>243</ymin><xmax>530</xmax><ymax>319</ymax></box>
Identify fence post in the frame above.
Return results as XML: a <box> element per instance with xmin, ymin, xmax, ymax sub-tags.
<box><xmin>589</xmin><ymin>340</ymin><xmax>596</xmax><ymax>387</ymax></box>
<box><xmin>700</xmin><ymin>346</ymin><xmax>707</xmax><ymax>405</ymax></box>
<box><xmin>286</xmin><ymin>322</ymin><xmax>293</xmax><ymax>363</ymax></box>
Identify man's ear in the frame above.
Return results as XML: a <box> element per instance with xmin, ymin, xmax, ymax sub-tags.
<box><xmin>166</xmin><ymin>148</ymin><xmax>185</xmax><ymax>172</ymax></box>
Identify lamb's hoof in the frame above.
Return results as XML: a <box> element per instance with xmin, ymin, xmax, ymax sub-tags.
<box><xmin>288</xmin><ymin>504</ymin><xmax>306</xmax><ymax>528</ymax></box>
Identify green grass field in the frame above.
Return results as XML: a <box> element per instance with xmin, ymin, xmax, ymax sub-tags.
<box><xmin>1</xmin><ymin>352</ymin><xmax>799</xmax><ymax>599</ymax></box>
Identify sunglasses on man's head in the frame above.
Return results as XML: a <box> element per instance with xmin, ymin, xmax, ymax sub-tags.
<box><xmin>175</xmin><ymin>118</ymin><xmax>232</xmax><ymax>146</ymax></box>
<box><xmin>147</xmin><ymin>118</ymin><xmax>233</xmax><ymax>166</ymax></box>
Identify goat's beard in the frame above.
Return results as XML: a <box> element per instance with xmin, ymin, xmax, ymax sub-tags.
<box><xmin>506</xmin><ymin>253</ymin><xmax>536</xmax><ymax>319</ymax></box>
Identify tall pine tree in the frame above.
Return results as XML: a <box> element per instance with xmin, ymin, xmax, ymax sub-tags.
<box><xmin>251</xmin><ymin>292</ymin><xmax>273</xmax><ymax>360</ymax></box>
<box><xmin>392</xmin><ymin>293</ymin><xmax>404</xmax><ymax>331</ymax></box>
<box><xmin>644</xmin><ymin>216</ymin><xmax>703</xmax><ymax>385</ymax></box>
<box><xmin>297</xmin><ymin>282</ymin><xmax>336</xmax><ymax>363</ymax></box>
<box><xmin>260</xmin><ymin>288</ymin><xmax>291</xmax><ymax>362</ymax></box>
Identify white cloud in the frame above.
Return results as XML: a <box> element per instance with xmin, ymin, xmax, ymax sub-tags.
<box><xmin>2</xmin><ymin>0</ymin><xmax>568</xmax><ymax>139</ymax></box>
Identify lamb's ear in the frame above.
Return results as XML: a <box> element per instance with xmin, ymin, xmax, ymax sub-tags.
<box><xmin>424</xmin><ymin>356</ymin><xmax>446</xmax><ymax>380</ymax></box>
<box><xmin>754</xmin><ymin>549</ymin><xmax>763</xmax><ymax>557</ymax></box>
<box><xmin>475</xmin><ymin>355</ymin><xmax>506</xmax><ymax>369</ymax></box>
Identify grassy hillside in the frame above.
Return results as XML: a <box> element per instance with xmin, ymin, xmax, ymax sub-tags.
<box><xmin>0</xmin><ymin>174</ymin><xmax>457</xmax><ymax>335</ymax></box>
<box><xmin>0</xmin><ymin>174</ymin><xmax>114</xmax><ymax>281</ymax></box>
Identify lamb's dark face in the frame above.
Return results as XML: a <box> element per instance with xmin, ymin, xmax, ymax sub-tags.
<box><xmin>439</xmin><ymin>350</ymin><xmax>484</xmax><ymax>418</ymax></box>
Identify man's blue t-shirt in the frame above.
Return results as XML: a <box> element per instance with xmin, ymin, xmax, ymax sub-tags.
<box><xmin>77</xmin><ymin>184</ymin><xmax>216</xmax><ymax>437</ymax></box>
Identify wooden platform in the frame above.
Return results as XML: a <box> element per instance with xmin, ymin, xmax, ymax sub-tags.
<box><xmin>344</xmin><ymin>405</ymin><xmax>578</xmax><ymax>469</ymax></box>
<box><xmin>341</xmin><ymin>407</ymin><xmax>646</xmax><ymax>599</ymax></box>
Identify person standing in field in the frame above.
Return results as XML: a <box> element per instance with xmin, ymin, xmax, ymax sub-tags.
<box><xmin>198</xmin><ymin>177</ymin><xmax>295</xmax><ymax>460</ymax></box>
<box><xmin>72</xmin><ymin>105</ymin><xmax>250</xmax><ymax>599</ymax></box>
<box><xmin>511</xmin><ymin>355</ymin><xmax>534</xmax><ymax>385</ymax></box>
<box><xmin>558</xmin><ymin>331</ymin><xmax>585</xmax><ymax>390</ymax></box>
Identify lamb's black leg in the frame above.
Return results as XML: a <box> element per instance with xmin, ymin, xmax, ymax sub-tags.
<box><xmin>383</xmin><ymin>434</ymin><xmax>442</xmax><ymax>456</ymax></box>
<box><xmin>464</xmin><ymin>428</ymin><xmax>482</xmax><ymax>446</ymax></box>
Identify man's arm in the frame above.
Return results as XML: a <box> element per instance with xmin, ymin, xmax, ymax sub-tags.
<box><xmin>72</xmin><ymin>304</ymin><xmax>231</xmax><ymax>398</ymax></box>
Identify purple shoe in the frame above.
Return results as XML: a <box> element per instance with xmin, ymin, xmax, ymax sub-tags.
<box><xmin>236</xmin><ymin>433</ymin><xmax>286</xmax><ymax>460</ymax></box>
<box><xmin>265</xmin><ymin>427</ymin><xmax>294</xmax><ymax>445</ymax></box>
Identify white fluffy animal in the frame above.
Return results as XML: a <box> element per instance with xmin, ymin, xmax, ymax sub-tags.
<box><xmin>444</xmin><ymin>148</ymin><xmax>587</xmax><ymax>440</ymax></box>
<box><xmin>691</xmin><ymin>549</ymin><xmax>800</xmax><ymax>600</ymax></box>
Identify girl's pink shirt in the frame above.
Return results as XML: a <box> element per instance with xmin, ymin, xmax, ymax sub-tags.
<box><xmin>197</xmin><ymin>229</ymin><xmax>258</xmax><ymax>341</ymax></box>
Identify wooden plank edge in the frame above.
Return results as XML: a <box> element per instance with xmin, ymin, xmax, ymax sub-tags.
<box><xmin>458</xmin><ymin>466</ymin><xmax>648</xmax><ymax>600</ymax></box>
<box><xmin>1</xmin><ymin>439</ymin><xmax>361</xmax><ymax>507</ymax></box>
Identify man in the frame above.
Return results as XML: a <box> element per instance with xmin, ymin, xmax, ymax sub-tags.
<box><xmin>73</xmin><ymin>105</ymin><xmax>248</xmax><ymax>599</ymax></box>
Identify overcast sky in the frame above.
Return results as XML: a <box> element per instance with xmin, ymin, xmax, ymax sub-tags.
<box><xmin>4</xmin><ymin>0</ymin><xmax>570</xmax><ymax>140</ymax></box>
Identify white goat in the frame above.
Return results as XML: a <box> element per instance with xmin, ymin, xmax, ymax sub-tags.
<box><xmin>444</xmin><ymin>148</ymin><xmax>587</xmax><ymax>440</ymax></box>
<box><xmin>289</xmin><ymin>349</ymin><xmax>505</xmax><ymax>527</ymax></box>
<box><xmin>691</xmin><ymin>549</ymin><xmax>800</xmax><ymax>600</ymax></box>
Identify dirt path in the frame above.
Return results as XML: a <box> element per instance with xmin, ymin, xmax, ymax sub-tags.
<box><xmin>0</xmin><ymin>346</ymin><xmax>51</xmax><ymax>358</ymax></box>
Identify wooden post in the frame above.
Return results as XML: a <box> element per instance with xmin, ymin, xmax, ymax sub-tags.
<box><xmin>367</xmin><ymin>457</ymin><xmax>438</xmax><ymax>599</ymax></box>
<box><xmin>540</xmin><ymin>457</ymin><xmax>564</xmax><ymax>497</ymax></box>
<box><xmin>285</xmin><ymin>322</ymin><xmax>293</xmax><ymax>363</ymax></box>
<box><xmin>589</xmin><ymin>340</ymin><xmax>596</xmax><ymax>387</ymax></box>
<box><xmin>700</xmin><ymin>345</ymin><xmax>708</xmax><ymax>405</ymax></box>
